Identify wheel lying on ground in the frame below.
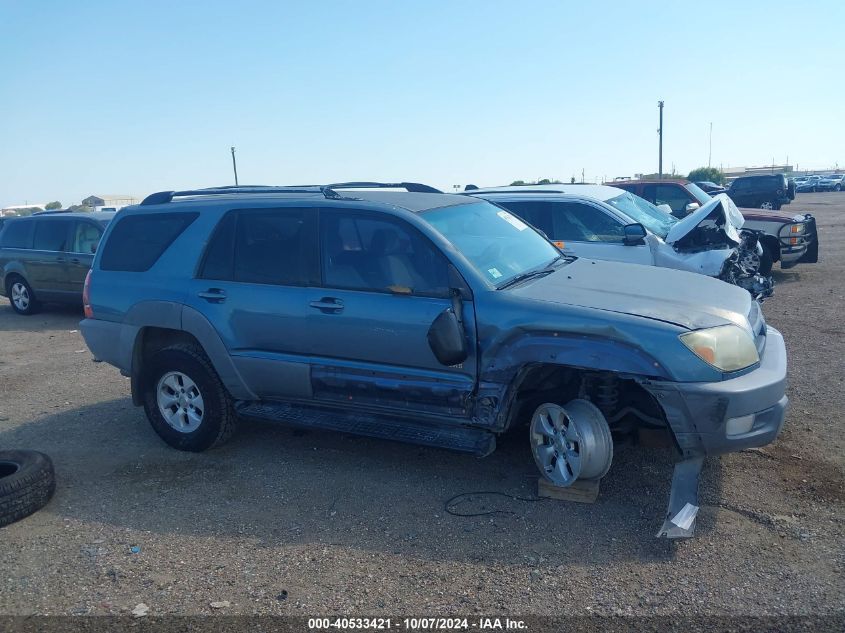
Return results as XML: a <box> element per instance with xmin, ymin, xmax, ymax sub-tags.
<box><xmin>529</xmin><ymin>399</ymin><xmax>613</xmax><ymax>486</ymax></box>
<box><xmin>0</xmin><ymin>450</ymin><xmax>56</xmax><ymax>528</ymax></box>
<box><xmin>6</xmin><ymin>276</ymin><xmax>40</xmax><ymax>315</ymax></box>
<box><xmin>142</xmin><ymin>344</ymin><xmax>237</xmax><ymax>452</ymax></box>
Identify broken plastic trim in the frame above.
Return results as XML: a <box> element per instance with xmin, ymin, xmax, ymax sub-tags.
<box><xmin>656</xmin><ymin>456</ymin><xmax>704</xmax><ymax>538</ymax></box>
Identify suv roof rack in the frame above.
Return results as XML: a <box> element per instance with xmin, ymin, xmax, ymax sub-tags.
<box><xmin>141</xmin><ymin>182</ymin><xmax>443</xmax><ymax>206</ymax></box>
<box><xmin>325</xmin><ymin>182</ymin><xmax>443</xmax><ymax>193</ymax></box>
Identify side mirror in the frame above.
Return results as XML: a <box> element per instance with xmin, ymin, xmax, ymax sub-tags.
<box><xmin>656</xmin><ymin>204</ymin><xmax>673</xmax><ymax>215</ymax></box>
<box><xmin>623</xmin><ymin>223</ymin><xmax>647</xmax><ymax>246</ymax></box>
<box><xmin>685</xmin><ymin>202</ymin><xmax>700</xmax><ymax>214</ymax></box>
<box><xmin>427</xmin><ymin>308</ymin><xmax>468</xmax><ymax>366</ymax></box>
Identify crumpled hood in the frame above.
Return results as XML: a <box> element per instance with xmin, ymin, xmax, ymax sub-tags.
<box><xmin>509</xmin><ymin>258</ymin><xmax>752</xmax><ymax>330</ymax></box>
<box><xmin>665</xmin><ymin>194</ymin><xmax>744</xmax><ymax>245</ymax></box>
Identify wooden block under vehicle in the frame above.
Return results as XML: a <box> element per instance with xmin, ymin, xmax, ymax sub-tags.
<box><xmin>537</xmin><ymin>477</ymin><xmax>600</xmax><ymax>503</ymax></box>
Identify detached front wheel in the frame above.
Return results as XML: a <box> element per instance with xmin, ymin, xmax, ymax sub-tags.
<box><xmin>529</xmin><ymin>399</ymin><xmax>613</xmax><ymax>487</ymax></box>
<box><xmin>142</xmin><ymin>344</ymin><xmax>236</xmax><ymax>451</ymax></box>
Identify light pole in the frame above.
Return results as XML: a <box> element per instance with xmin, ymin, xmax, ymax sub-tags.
<box><xmin>231</xmin><ymin>146</ymin><xmax>239</xmax><ymax>186</ymax></box>
<box><xmin>657</xmin><ymin>101</ymin><xmax>664</xmax><ymax>179</ymax></box>
<box><xmin>708</xmin><ymin>122</ymin><xmax>712</xmax><ymax>168</ymax></box>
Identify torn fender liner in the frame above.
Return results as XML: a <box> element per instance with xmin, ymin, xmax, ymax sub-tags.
<box><xmin>657</xmin><ymin>456</ymin><xmax>704</xmax><ymax>539</ymax></box>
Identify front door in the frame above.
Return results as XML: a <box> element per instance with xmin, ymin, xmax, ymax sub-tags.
<box><xmin>308</xmin><ymin>209</ymin><xmax>477</xmax><ymax>418</ymax></box>
<box><xmin>66</xmin><ymin>220</ymin><xmax>103</xmax><ymax>294</ymax></box>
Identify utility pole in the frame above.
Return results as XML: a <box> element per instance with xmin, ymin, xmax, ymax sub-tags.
<box><xmin>230</xmin><ymin>146</ymin><xmax>239</xmax><ymax>186</ymax></box>
<box><xmin>657</xmin><ymin>101</ymin><xmax>664</xmax><ymax>179</ymax></box>
<box><xmin>708</xmin><ymin>122</ymin><xmax>713</xmax><ymax>168</ymax></box>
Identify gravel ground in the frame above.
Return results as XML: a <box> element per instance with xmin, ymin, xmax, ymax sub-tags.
<box><xmin>0</xmin><ymin>193</ymin><xmax>842</xmax><ymax>620</ymax></box>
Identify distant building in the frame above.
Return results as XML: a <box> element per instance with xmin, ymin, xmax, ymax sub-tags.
<box><xmin>81</xmin><ymin>194</ymin><xmax>140</xmax><ymax>211</ymax></box>
<box><xmin>722</xmin><ymin>165</ymin><xmax>793</xmax><ymax>180</ymax></box>
<box><xmin>1</xmin><ymin>203</ymin><xmax>46</xmax><ymax>217</ymax></box>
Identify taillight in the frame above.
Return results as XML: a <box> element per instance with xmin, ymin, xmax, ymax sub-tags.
<box><xmin>83</xmin><ymin>270</ymin><xmax>93</xmax><ymax>318</ymax></box>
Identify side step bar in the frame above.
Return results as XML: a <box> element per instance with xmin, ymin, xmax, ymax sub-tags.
<box><xmin>235</xmin><ymin>401</ymin><xmax>496</xmax><ymax>457</ymax></box>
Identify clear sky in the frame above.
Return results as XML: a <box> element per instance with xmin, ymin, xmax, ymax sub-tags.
<box><xmin>1</xmin><ymin>0</ymin><xmax>843</xmax><ymax>206</ymax></box>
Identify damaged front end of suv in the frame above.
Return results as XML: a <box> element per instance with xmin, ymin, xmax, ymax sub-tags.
<box><xmin>661</xmin><ymin>195</ymin><xmax>774</xmax><ymax>301</ymax></box>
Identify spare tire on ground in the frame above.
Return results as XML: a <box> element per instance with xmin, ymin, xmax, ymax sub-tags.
<box><xmin>0</xmin><ymin>450</ymin><xmax>56</xmax><ymax>528</ymax></box>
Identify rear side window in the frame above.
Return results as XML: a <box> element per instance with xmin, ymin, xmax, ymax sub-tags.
<box><xmin>33</xmin><ymin>218</ymin><xmax>70</xmax><ymax>251</ymax></box>
<box><xmin>0</xmin><ymin>219</ymin><xmax>35</xmax><ymax>249</ymax></box>
<box><xmin>100</xmin><ymin>212</ymin><xmax>198</xmax><ymax>272</ymax></box>
<box><xmin>199</xmin><ymin>209</ymin><xmax>309</xmax><ymax>286</ymax></box>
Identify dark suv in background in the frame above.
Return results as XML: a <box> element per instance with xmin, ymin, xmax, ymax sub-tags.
<box><xmin>0</xmin><ymin>211</ymin><xmax>113</xmax><ymax>314</ymax></box>
<box><xmin>727</xmin><ymin>174</ymin><xmax>795</xmax><ymax>210</ymax></box>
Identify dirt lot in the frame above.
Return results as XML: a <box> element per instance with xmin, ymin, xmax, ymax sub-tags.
<box><xmin>0</xmin><ymin>193</ymin><xmax>843</xmax><ymax>620</ymax></box>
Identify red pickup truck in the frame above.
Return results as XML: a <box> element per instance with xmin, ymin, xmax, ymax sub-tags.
<box><xmin>607</xmin><ymin>179</ymin><xmax>818</xmax><ymax>270</ymax></box>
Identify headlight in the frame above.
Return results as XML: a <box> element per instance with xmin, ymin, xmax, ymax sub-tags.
<box><xmin>680</xmin><ymin>325</ymin><xmax>759</xmax><ymax>372</ymax></box>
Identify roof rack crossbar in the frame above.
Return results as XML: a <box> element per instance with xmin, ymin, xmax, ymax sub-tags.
<box><xmin>141</xmin><ymin>186</ymin><xmax>327</xmax><ymax>206</ymax></box>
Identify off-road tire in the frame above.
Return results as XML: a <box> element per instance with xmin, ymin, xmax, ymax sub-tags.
<box><xmin>0</xmin><ymin>450</ymin><xmax>56</xmax><ymax>528</ymax></box>
<box><xmin>142</xmin><ymin>344</ymin><xmax>237</xmax><ymax>452</ymax></box>
<box><xmin>5</xmin><ymin>275</ymin><xmax>40</xmax><ymax>316</ymax></box>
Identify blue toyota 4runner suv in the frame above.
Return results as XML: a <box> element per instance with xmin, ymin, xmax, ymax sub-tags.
<box><xmin>80</xmin><ymin>183</ymin><xmax>789</xmax><ymax>538</ymax></box>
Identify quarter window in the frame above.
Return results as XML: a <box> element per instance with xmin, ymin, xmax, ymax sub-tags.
<box><xmin>100</xmin><ymin>212</ymin><xmax>198</xmax><ymax>272</ymax></box>
<box><xmin>320</xmin><ymin>212</ymin><xmax>450</xmax><ymax>296</ymax></box>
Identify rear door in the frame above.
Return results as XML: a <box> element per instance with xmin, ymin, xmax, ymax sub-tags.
<box><xmin>495</xmin><ymin>199</ymin><xmax>653</xmax><ymax>266</ymax></box>
<box><xmin>29</xmin><ymin>217</ymin><xmax>73</xmax><ymax>298</ymax></box>
<box><xmin>187</xmin><ymin>207</ymin><xmax>317</xmax><ymax>399</ymax></box>
<box><xmin>307</xmin><ymin>208</ymin><xmax>476</xmax><ymax>417</ymax></box>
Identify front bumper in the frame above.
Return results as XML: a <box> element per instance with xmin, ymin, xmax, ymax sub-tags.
<box><xmin>646</xmin><ymin>327</ymin><xmax>788</xmax><ymax>538</ymax></box>
<box><xmin>642</xmin><ymin>327</ymin><xmax>788</xmax><ymax>458</ymax></box>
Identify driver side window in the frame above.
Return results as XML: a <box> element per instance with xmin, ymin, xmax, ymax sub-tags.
<box><xmin>320</xmin><ymin>212</ymin><xmax>451</xmax><ymax>297</ymax></box>
<box><xmin>501</xmin><ymin>201</ymin><xmax>624</xmax><ymax>243</ymax></box>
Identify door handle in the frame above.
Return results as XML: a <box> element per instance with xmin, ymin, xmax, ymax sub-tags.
<box><xmin>198</xmin><ymin>288</ymin><xmax>227</xmax><ymax>303</ymax></box>
<box><xmin>309</xmin><ymin>297</ymin><xmax>344</xmax><ymax>313</ymax></box>
<box><xmin>70</xmin><ymin>258</ymin><xmax>81</xmax><ymax>265</ymax></box>
<box><xmin>55</xmin><ymin>256</ymin><xmax>67</xmax><ymax>263</ymax></box>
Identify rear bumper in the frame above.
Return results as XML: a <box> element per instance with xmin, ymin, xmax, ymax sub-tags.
<box><xmin>642</xmin><ymin>327</ymin><xmax>788</xmax><ymax>457</ymax></box>
<box><xmin>79</xmin><ymin>318</ymin><xmax>137</xmax><ymax>375</ymax></box>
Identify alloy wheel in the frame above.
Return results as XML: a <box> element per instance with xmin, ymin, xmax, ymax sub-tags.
<box><xmin>156</xmin><ymin>371</ymin><xmax>205</xmax><ymax>433</ymax></box>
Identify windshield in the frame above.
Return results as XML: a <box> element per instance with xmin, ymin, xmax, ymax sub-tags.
<box><xmin>686</xmin><ymin>182</ymin><xmax>713</xmax><ymax>204</ymax></box>
<box><xmin>604</xmin><ymin>192</ymin><xmax>677</xmax><ymax>239</ymax></box>
<box><xmin>423</xmin><ymin>201</ymin><xmax>561</xmax><ymax>287</ymax></box>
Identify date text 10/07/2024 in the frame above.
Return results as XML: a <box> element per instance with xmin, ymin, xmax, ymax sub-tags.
<box><xmin>308</xmin><ymin>617</ymin><xmax>528</xmax><ymax>630</ymax></box>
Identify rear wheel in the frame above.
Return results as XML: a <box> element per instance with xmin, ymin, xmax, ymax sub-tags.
<box><xmin>141</xmin><ymin>344</ymin><xmax>236</xmax><ymax>451</ymax></box>
<box><xmin>529</xmin><ymin>399</ymin><xmax>613</xmax><ymax>487</ymax></box>
<box><xmin>6</xmin><ymin>276</ymin><xmax>40</xmax><ymax>315</ymax></box>
<box><xmin>760</xmin><ymin>201</ymin><xmax>774</xmax><ymax>210</ymax></box>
